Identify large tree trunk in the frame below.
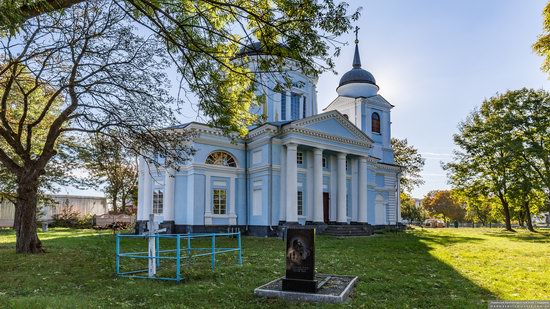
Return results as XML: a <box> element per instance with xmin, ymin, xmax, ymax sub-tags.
<box><xmin>524</xmin><ymin>200</ymin><xmax>535</xmax><ymax>232</ymax></box>
<box><xmin>500</xmin><ymin>199</ymin><xmax>514</xmax><ymax>232</ymax></box>
<box><xmin>14</xmin><ymin>176</ymin><xmax>44</xmax><ymax>254</ymax></box>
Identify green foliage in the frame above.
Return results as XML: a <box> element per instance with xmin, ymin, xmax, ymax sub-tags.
<box><xmin>50</xmin><ymin>208</ymin><xmax>94</xmax><ymax>229</ymax></box>
<box><xmin>444</xmin><ymin>89</ymin><xmax>550</xmax><ymax>230</ymax></box>
<box><xmin>453</xmin><ymin>188</ymin><xmax>502</xmax><ymax>225</ymax></box>
<box><xmin>391</xmin><ymin>138</ymin><xmax>425</xmax><ymax>193</ymax></box>
<box><xmin>79</xmin><ymin>134</ymin><xmax>138</xmax><ymax>212</ymax></box>
<box><xmin>0</xmin><ymin>65</ymin><xmax>81</xmax><ymax>202</ymax></box>
<box><xmin>1</xmin><ymin>0</ymin><xmax>360</xmax><ymax>137</ymax></box>
<box><xmin>400</xmin><ymin>192</ymin><xmax>425</xmax><ymax>223</ymax></box>
<box><xmin>534</xmin><ymin>1</ymin><xmax>550</xmax><ymax>73</ymax></box>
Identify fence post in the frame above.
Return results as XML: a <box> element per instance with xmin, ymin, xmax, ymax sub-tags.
<box><xmin>176</xmin><ymin>234</ymin><xmax>181</xmax><ymax>283</ymax></box>
<box><xmin>211</xmin><ymin>234</ymin><xmax>216</xmax><ymax>272</ymax></box>
<box><xmin>115</xmin><ymin>234</ymin><xmax>120</xmax><ymax>275</ymax></box>
<box><xmin>237</xmin><ymin>231</ymin><xmax>243</xmax><ymax>265</ymax></box>
<box><xmin>187</xmin><ymin>234</ymin><xmax>192</xmax><ymax>262</ymax></box>
<box><xmin>156</xmin><ymin>234</ymin><xmax>160</xmax><ymax>268</ymax></box>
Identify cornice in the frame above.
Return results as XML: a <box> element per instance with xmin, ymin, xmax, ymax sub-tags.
<box><xmin>281</xmin><ymin>126</ymin><xmax>372</xmax><ymax>148</ymax></box>
<box><xmin>288</xmin><ymin>110</ymin><xmax>373</xmax><ymax>144</ymax></box>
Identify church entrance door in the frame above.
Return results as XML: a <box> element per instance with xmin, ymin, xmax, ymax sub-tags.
<box><xmin>323</xmin><ymin>193</ymin><xmax>330</xmax><ymax>224</ymax></box>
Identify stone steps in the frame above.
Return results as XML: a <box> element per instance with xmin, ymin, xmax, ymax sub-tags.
<box><xmin>318</xmin><ymin>224</ymin><xmax>374</xmax><ymax>237</ymax></box>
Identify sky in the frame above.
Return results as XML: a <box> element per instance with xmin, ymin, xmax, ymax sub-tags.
<box><xmin>314</xmin><ymin>0</ymin><xmax>550</xmax><ymax>198</ymax></box>
<box><xmin>64</xmin><ymin>0</ymin><xmax>550</xmax><ymax>199</ymax></box>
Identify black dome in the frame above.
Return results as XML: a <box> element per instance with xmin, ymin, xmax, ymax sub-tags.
<box><xmin>338</xmin><ymin>68</ymin><xmax>376</xmax><ymax>87</ymax></box>
<box><xmin>337</xmin><ymin>42</ymin><xmax>377</xmax><ymax>88</ymax></box>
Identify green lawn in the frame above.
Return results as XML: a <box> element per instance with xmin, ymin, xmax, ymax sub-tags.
<box><xmin>0</xmin><ymin>227</ymin><xmax>548</xmax><ymax>308</ymax></box>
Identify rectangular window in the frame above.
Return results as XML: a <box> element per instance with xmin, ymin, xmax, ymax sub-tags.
<box><xmin>302</xmin><ymin>96</ymin><xmax>307</xmax><ymax>118</ymax></box>
<box><xmin>281</xmin><ymin>93</ymin><xmax>286</xmax><ymax>121</ymax></box>
<box><xmin>297</xmin><ymin>152</ymin><xmax>303</xmax><ymax>165</ymax></box>
<box><xmin>322</xmin><ymin>157</ymin><xmax>327</xmax><ymax>168</ymax></box>
<box><xmin>212</xmin><ymin>189</ymin><xmax>227</xmax><ymax>214</ymax></box>
<box><xmin>291</xmin><ymin>93</ymin><xmax>300</xmax><ymax>120</ymax></box>
<box><xmin>297</xmin><ymin>191</ymin><xmax>303</xmax><ymax>216</ymax></box>
<box><xmin>153</xmin><ymin>190</ymin><xmax>164</xmax><ymax>214</ymax></box>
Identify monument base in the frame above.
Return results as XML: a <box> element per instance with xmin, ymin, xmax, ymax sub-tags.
<box><xmin>282</xmin><ymin>278</ymin><xmax>318</xmax><ymax>293</ymax></box>
<box><xmin>254</xmin><ymin>274</ymin><xmax>358</xmax><ymax>303</ymax></box>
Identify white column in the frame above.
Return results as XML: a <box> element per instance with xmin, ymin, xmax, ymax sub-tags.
<box><xmin>313</xmin><ymin>148</ymin><xmax>324</xmax><ymax>223</ymax></box>
<box><xmin>285</xmin><ymin>143</ymin><xmax>298</xmax><ymax>223</ymax></box>
<box><xmin>358</xmin><ymin>157</ymin><xmax>368</xmax><ymax>223</ymax></box>
<box><xmin>164</xmin><ymin>167</ymin><xmax>175</xmax><ymax>221</ymax></box>
<box><xmin>337</xmin><ymin>153</ymin><xmax>347</xmax><ymax>223</ymax></box>
<box><xmin>279</xmin><ymin>145</ymin><xmax>287</xmax><ymax>222</ymax></box>
<box><xmin>137</xmin><ymin>156</ymin><xmax>146</xmax><ymax>221</ymax></box>
<box><xmin>351</xmin><ymin>159</ymin><xmax>358</xmax><ymax>222</ymax></box>
<box><xmin>306</xmin><ymin>151</ymin><xmax>314</xmax><ymax>221</ymax></box>
<box><xmin>397</xmin><ymin>173</ymin><xmax>401</xmax><ymax>223</ymax></box>
<box><xmin>143</xmin><ymin>161</ymin><xmax>153</xmax><ymax>218</ymax></box>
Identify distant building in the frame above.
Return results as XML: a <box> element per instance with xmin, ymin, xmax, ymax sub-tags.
<box><xmin>0</xmin><ymin>195</ymin><xmax>108</xmax><ymax>227</ymax></box>
<box><xmin>532</xmin><ymin>212</ymin><xmax>550</xmax><ymax>226</ymax></box>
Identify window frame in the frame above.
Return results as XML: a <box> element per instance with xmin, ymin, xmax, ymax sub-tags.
<box><xmin>205</xmin><ymin>151</ymin><xmax>237</xmax><ymax>167</ymax></box>
<box><xmin>372</xmin><ymin>112</ymin><xmax>381</xmax><ymax>134</ymax></box>
<box><xmin>290</xmin><ymin>92</ymin><xmax>300</xmax><ymax>120</ymax></box>
<box><xmin>297</xmin><ymin>191</ymin><xmax>304</xmax><ymax>216</ymax></box>
<box><xmin>212</xmin><ymin>188</ymin><xmax>227</xmax><ymax>215</ymax></box>
<box><xmin>297</xmin><ymin>151</ymin><xmax>303</xmax><ymax>165</ymax></box>
<box><xmin>322</xmin><ymin>157</ymin><xmax>327</xmax><ymax>168</ymax></box>
<box><xmin>153</xmin><ymin>189</ymin><xmax>164</xmax><ymax>214</ymax></box>
<box><xmin>281</xmin><ymin>92</ymin><xmax>287</xmax><ymax>121</ymax></box>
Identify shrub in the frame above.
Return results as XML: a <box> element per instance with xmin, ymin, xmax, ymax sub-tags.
<box><xmin>51</xmin><ymin>206</ymin><xmax>93</xmax><ymax>229</ymax></box>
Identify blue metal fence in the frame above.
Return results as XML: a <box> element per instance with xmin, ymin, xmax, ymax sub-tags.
<box><xmin>116</xmin><ymin>232</ymin><xmax>243</xmax><ymax>283</ymax></box>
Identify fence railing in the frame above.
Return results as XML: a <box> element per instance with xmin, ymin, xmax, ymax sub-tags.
<box><xmin>115</xmin><ymin>232</ymin><xmax>242</xmax><ymax>283</ymax></box>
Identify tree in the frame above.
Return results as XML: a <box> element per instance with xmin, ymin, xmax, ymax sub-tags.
<box><xmin>1</xmin><ymin>0</ymin><xmax>358</xmax><ymax>253</ymax></box>
<box><xmin>421</xmin><ymin>190</ymin><xmax>465</xmax><ymax>224</ymax></box>
<box><xmin>452</xmin><ymin>187</ymin><xmax>500</xmax><ymax>226</ymax></box>
<box><xmin>400</xmin><ymin>192</ymin><xmax>423</xmax><ymax>223</ymax></box>
<box><xmin>1</xmin><ymin>0</ymin><xmax>360</xmax><ymax>136</ymax></box>
<box><xmin>444</xmin><ymin>89</ymin><xmax>550</xmax><ymax>232</ymax></box>
<box><xmin>0</xmin><ymin>66</ymin><xmax>82</xmax><ymax>229</ymax></box>
<box><xmin>80</xmin><ymin>134</ymin><xmax>138</xmax><ymax>213</ymax></box>
<box><xmin>534</xmin><ymin>1</ymin><xmax>550</xmax><ymax>73</ymax></box>
<box><xmin>444</xmin><ymin>101</ymin><xmax>515</xmax><ymax>231</ymax></box>
<box><xmin>391</xmin><ymin>138</ymin><xmax>425</xmax><ymax>193</ymax></box>
<box><xmin>0</xmin><ymin>2</ymin><xmax>190</xmax><ymax>253</ymax></box>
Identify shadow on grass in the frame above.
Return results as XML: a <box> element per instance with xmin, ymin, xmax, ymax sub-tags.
<box><xmin>315</xmin><ymin>231</ymin><xmax>494</xmax><ymax>308</ymax></box>
<box><xmin>0</xmin><ymin>228</ymin><xmax>497</xmax><ymax>308</ymax></box>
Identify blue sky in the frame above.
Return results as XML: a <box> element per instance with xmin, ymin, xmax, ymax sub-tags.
<box><xmin>316</xmin><ymin>0</ymin><xmax>549</xmax><ymax>198</ymax></box>
<box><xmin>66</xmin><ymin>0</ymin><xmax>550</xmax><ymax>198</ymax></box>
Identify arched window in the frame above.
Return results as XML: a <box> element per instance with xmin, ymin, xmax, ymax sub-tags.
<box><xmin>372</xmin><ymin>112</ymin><xmax>381</xmax><ymax>134</ymax></box>
<box><xmin>205</xmin><ymin>151</ymin><xmax>237</xmax><ymax>167</ymax></box>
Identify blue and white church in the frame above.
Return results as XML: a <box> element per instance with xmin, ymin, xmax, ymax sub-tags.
<box><xmin>136</xmin><ymin>38</ymin><xmax>402</xmax><ymax>236</ymax></box>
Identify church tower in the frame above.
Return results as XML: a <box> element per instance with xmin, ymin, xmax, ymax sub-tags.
<box><xmin>324</xmin><ymin>30</ymin><xmax>395</xmax><ymax>164</ymax></box>
<box><xmin>239</xmin><ymin>42</ymin><xmax>318</xmax><ymax>123</ymax></box>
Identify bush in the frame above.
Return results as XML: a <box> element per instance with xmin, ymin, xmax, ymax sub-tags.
<box><xmin>50</xmin><ymin>207</ymin><xmax>93</xmax><ymax>229</ymax></box>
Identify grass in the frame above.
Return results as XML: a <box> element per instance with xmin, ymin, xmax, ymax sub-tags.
<box><xmin>0</xmin><ymin>227</ymin><xmax>548</xmax><ymax>308</ymax></box>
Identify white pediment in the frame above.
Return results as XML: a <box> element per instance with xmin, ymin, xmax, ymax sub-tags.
<box><xmin>286</xmin><ymin>110</ymin><xmax>373</xmax><ymax>144</ymax></box>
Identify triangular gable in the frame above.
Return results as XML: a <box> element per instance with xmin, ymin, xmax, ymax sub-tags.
<box><xmin>323</xmin><ymin>96</ymin><xmax>356</xmax><ymax>111</ymax></box>
<box><xmin>287</xmin><ymin>110</ymin><xmax>373</xmax><ymax>144</ymax></box>
<box><xmin>364</xmin><ymin>95</ymin><xmax>394</xmax><ymax>109</ymax></box>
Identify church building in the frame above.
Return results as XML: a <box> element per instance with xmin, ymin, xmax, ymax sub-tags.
<box><xmin>136</xmin><ymin>38</ymin><xmax>402</xmax><ymax>236</ymax></box>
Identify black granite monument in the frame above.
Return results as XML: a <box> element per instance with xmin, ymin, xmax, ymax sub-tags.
<box><xmin>282</xmin><ymin>227</ymin><xmax>317</xmax><ymax>293</ymax></box>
